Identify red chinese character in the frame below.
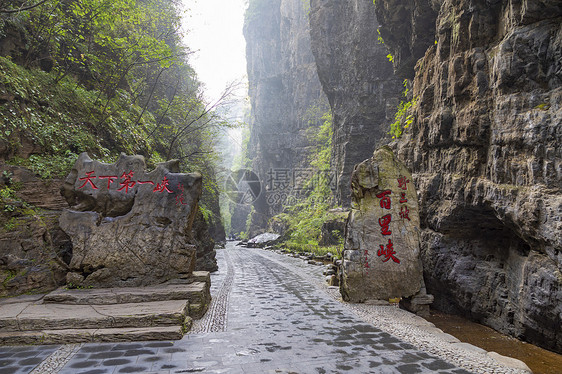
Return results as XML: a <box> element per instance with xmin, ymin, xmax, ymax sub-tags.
<box><xmin>99</xmin><ymin>175</ymin><xmax>117</xmax><ymax>189</ymax></box>
<box><xmin>137</xmin><ymin>180</ymin><xmax>155</xmax><ymax>186</ymax></box>
<box><xmin>154</xmin><ymin>176</ymin><xmax>173</xmax><ymax>193</ymax></box>
<box><xmin>397</xmin><ymin>176</ymin><xmax>410</xmax><ymax>190</ymax></box>
<box><xmin>118</xmin><ymin>171</ymin><xmax>136</xmax><ymax>193</ymax></box>
<box><xmin>376</xmin><ymin>190</ymin><xmax>392</xmax><ymax>210</ymax></box>
<box><xmin>399</xmin><ymin>206</ymin><xmax>411</xmax><ymax>221</ymax></box>
<box><xmin>377</xmin><ymin>239</ymin><xmax>400</xmax><ymax>264</ymax></box>
<box><xmin>78</xmin><ymin>171</ymin><xmax>98</xmax><ymax>190</ymax></box>
<box><xmin>176</xmin><ymin>183</ymin><xmax>188</xmax><ymax>205</ymax></box>
<box><xmin>399</xmin><ymin>192</ymin><xmax>408</xmax><ymax>203</ymax></box>
<box><xmin>379</xmin><ymin>214</ymin><xmax>392</xmax><ymax>236</ymax></box>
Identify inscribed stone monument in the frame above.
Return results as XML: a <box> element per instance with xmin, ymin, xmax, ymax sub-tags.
<box><xmin>60</xmin><ymin>152</ymin><xmax>202</xmax><ymax>288</ymax></box>
<box><xmin>340</xmin><ymin>146</ymin><xmax>424</xmax><ymax>302</ymax></box>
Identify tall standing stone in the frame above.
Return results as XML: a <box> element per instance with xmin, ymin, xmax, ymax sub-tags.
<box><xmin>341</xmin><ymin>146</ymin><xmax>423</xmax><ymax>302</ymax></box>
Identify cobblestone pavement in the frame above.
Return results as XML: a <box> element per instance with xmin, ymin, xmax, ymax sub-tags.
<box><xmin>0</xmin><ymin>242</ymin><xmax>521</xmax><ymax>373</ymax></box>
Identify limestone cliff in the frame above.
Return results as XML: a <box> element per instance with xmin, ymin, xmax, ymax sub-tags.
<box><xmin>244</xmin><ymin>0</ymin><xmax>329</xmax><ymax>228</ymax></box>
<box><xmin>374</xmin><ymin>0</ymin><xmax>562</xmax><ymax>353</ymax></box>
<box><xmin>309</xmin><ymin>0</ymin><xmax>403</xmax><ymax>206</ymax></box>
<box><xmin>0</xmin><ymin>165</ymin><xmax>70</xmax><ymax>297</ymax></box>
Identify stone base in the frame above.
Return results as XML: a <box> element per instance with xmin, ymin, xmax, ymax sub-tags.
<box><xmin>400</xmin><ymin>285</ymin><xmax>434</xmax><ymax>317</ymax></box>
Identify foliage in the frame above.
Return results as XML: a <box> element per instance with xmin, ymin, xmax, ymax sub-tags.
<box><xmin>301</xmin><ymin>0</ymin><xmax>310</xmax><ymax>16</ymax></box>
<box><xmin>244</xmin><ymin>205</ymin><xmax>255</xmax><ymax>236</ymax></box>
<box><xmin>377</xmin><ymin>28</ymin><xmax>384</xmax><ymax>45</ymax></box>
<box><xmin>199</xmin><ymin>204</ymin><xmax>213</xmax><ymax>224</ymax></box>
<box><xmin>389</xmin><ymin>79</ymin><xmax>417</xmax><ymax>139</ymax></box>
<box><xmin>0</xmin><ymin>185</ymin><xmax>17</xmax><ymax>213</ymax></box>
<box><xmin>0</xmin><ymin>182</ymin><xmax>44</xmax><ymax>232</ymax></box>
<box><xmin>245</xmin><ymin>0</ymin><xmax>272</xmax><ymax>23</ymax></box>
<box><xmin>269</xmin><ymin>111</ymin><xmax>343</xmax><ymax>258</ymax></box>
<box><xmin>0</xmin><ymin>0</ymin><xmax>236</xmax><ymax>219</ymax></box>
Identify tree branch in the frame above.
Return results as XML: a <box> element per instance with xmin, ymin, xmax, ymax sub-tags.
<box><xmin>0</xmin><ymin>0</ymin><xmax>50</xmax><ymax>13</ymax></box>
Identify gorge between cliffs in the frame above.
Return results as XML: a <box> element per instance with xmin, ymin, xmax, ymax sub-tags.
<box><xmin>0</xmin><ymin>0</ymin><xmax>560</xmax><ymax>366</ymax></box>
<box><xmin>240</xmin><ymin>0</ymin><xmax>561</xmax><ymax>355</ymax></box>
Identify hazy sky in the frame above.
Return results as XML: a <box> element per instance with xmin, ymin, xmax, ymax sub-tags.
<box><xmin>181</xmin><ymin>0</ymin><xmax>248</xmax><ymax>102</ymax></box>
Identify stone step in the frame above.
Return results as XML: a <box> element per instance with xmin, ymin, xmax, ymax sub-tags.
<box><xmin>0</xmin><ymin>300</ymin><xmax>189</xmax><ymax>332</ymax></box>
<box><xmin>44</xmin><ymin>282</ymin><xmax>210</xmax><ymax>306</ymax></box>
<box><xmin>0</xmin><ymin>325</ymin><xmax>185</xmax><ymax>345</ymax></box>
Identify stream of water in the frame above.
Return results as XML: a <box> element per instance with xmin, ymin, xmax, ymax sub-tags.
<box><xmin>426</xmin><ymin>311</ymin><xmax>562</xmax><ymax>374</ymax></box>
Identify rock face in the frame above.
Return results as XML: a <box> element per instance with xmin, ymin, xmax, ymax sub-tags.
<box><xmin>244</xmin><ymin>0</ymin><xmax>330</xmax><ymax>228</ymax></box>
<box><xmin>0</xmin><ymin>165</ymin><xmax>70</xmax><ymax>297</ymax></box>
<box><xmin>309</xmin><ymin>0</ymin><xmax>403</xmax><ymax>206</ymax></box>
<box><xmin>374</xmin><ymin>0</ymin><xmax>562</xmax><ymax>352</ymax></box>
<box><xmin>191</xmin><ymin>209</ymin><xmax>218</xmax><ymax>273</ymax></box>
<box><xmin>341</xmin><ymin>147</ymin><xmax>423</xmax><ymax>302</ymax></box>
<box><xmin>201</xmin><ymin>172</ymin><xmax>226</xmax><ymax>245</ymax></box>
<box><xmin>60</xmin><ymin>153</ymin><xmax>202</xmax><ymax>288</ymax></box>
<box><xmin>318</xmin><ymin>210</ymin><xmax>347</xmax><ymax>246</ymax></box>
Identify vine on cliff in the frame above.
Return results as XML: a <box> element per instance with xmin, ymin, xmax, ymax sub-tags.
<box><xmin>269</xmin><ymin>111</ymin><xmax>342</xmax><ymax>257</ymax></box>
<box><xmin>390</xmin><ymin>79</ymin><xmax>417</xmax><ymax>139</ymax></box>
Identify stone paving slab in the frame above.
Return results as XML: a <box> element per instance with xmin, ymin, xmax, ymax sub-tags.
<box><xmin>3</xmin><ymin>300</ymin><xmax>189</xmax><ymax>332</ymax></box>
<box><xmin>0</xmin><ymin>243</ymin><xmax>534</xmax><ymax>373</ymax></box>
<box><xmin>44</xmin><ymin>282</ymin><xmax>209</xmax><ymax>305</ymax></box>
<box><xmin>53</xmin><ymin>246</ymin><xmax>479</xmax><ymax>374</ymax></box>
<box><xmin>0</xmin><ymin>326</ymin><xmax>185</xmax><ymax>346</ymax></box>
<box><xmin>0</xmin><ymin>344</ymin><xmax>59</xmax><ymax>374</ymax></box>
<box><xmin>17</xmin><ymin>304</ymin><xmax>113</xmax><ymax>331</ymax></box>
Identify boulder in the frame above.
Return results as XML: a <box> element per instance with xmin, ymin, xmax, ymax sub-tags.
<box><xmin>340</xmin><ymin>146</ymin><xmax>423</xmax><ymax>302</ymax></box>
<box><xmin>59</xmin><ymin>153</ymin><xmax>202</xmax><ymax>288</ymax></box>
<box><xmin>246</xmin><ymin>233</ymin><xmax>280</xmax><ymax>248</ymax></box>
<box><xmin>319</xmin><ymin>209</ymin><xmax>348</xmax><ymax>246</ymax></box>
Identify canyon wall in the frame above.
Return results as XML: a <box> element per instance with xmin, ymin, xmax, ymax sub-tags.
<box><xmin>375</xmin><ymin>0</ymin><xmax>562</xmax><ymax>352</ymax></box>
<box><xmin>309</xmin><ymin>0</ymin><xmax>403</xmax><ymax>206</ymax></box>
<box><xmin>244</xmin><ymin>0</ymin><xmax>561</xmax><ymax>352</ymax></box>
<box><xmin>244</xmin><ymin>0</ymin><xmax>329</xmax><ymax>229</ymax></box>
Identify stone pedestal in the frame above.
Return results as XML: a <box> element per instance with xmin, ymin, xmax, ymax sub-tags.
<box><xmin>400</xmin><ymin>280</ymin><xmax>434</xmax><ymax>317</ymax></box>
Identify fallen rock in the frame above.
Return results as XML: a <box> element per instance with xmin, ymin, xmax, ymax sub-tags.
<box><xmin>246</xmin><ymin>233</ymin><xmax>280</xmax><ymax>248</ymax></box>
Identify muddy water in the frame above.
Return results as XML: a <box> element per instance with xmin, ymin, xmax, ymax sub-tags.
<box><xmin>425</xmin><ymin>311</ymin><xmax>562</xmax><ymax>374</ymax></box>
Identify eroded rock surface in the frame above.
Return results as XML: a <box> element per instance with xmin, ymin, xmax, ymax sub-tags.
<box><xmin>60</xmin><ymin>153</ymin><xmax>202</xmax><ymax>288</ymax></box>
<box><xmin>191</xmin><ymin>209</ymin><xmax>218</xmax><ymax>272</ymax></box>
<box><xmin>309</xmin><ymin>0</ymin><xmax>403</xmax><ymax>206</ymax></box>
<box><xmin>244</xmin><ymin>0</ymin><xmax>330</xmax><ymax>228</ymax></box>
<box><xmin>374</xmin><ymin>0</ymin><xmax>562</xmax><ymax>352</ymax></box>
<box><xmin>341</xmin><ymin>147</ymin><xmax>423</xmax><ymax>302</ymax></box>
<box><xmin>0</xmin><ymin>165</ymin><xmax>70</xmax><ymax>297</ymax></box>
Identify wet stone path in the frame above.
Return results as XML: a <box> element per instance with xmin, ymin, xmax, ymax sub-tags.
<box><xmin>1</xmin><ymin>243</ymin><xmax>474</xmax><ymax>374</ymax></box>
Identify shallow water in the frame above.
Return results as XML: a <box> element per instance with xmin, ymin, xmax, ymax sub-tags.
<box><xmin>425</xmin><ymin>311</ymin><xmax>562</xmax><ymax>374</ymax></box>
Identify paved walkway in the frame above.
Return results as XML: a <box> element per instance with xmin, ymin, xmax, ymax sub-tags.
<box><xmin>0</xmin><ymin>243</ymin><xmax>527</xmax><ymax>374</ymax></box>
